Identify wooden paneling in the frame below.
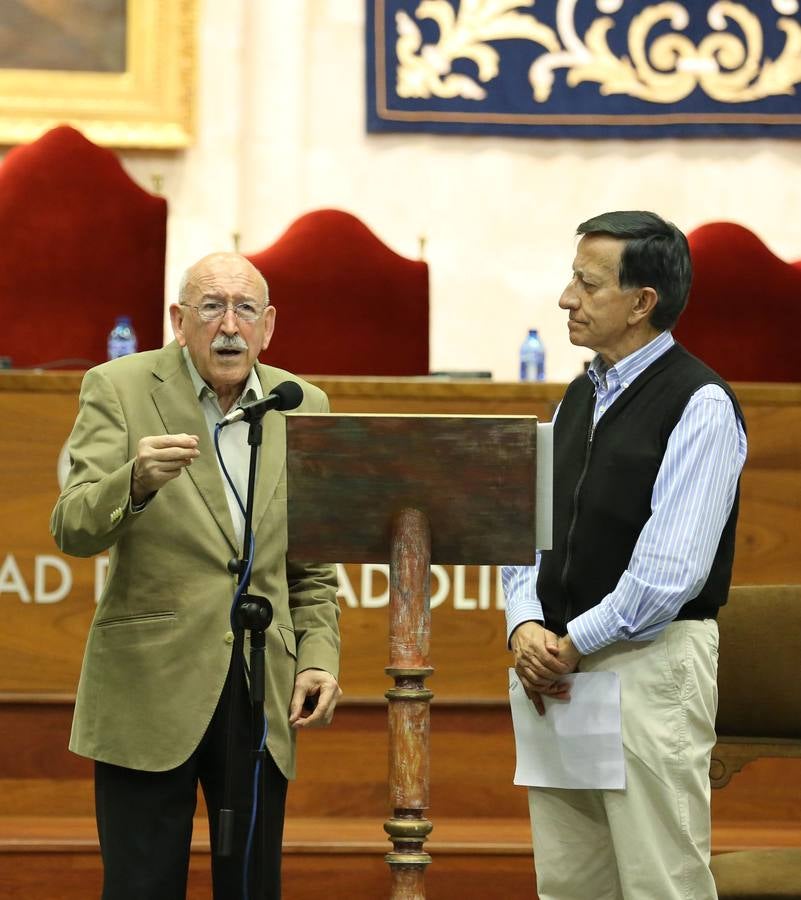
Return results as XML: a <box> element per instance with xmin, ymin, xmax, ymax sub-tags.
<box><xmin>1</xmin><ymin>372</ymin><xmax>798</xmax><ymax>703</ymax></box>
<box><xmin>1</xmin><ymin>371</ymin><xmax>799</xmax><ymax>897</ymax></box>
<box><xmin>3</xmin><ymin>698</ymin><xmax>801</xmax><ymax>835</ymax></box>
<box><xmin>0</xmin><ymin>823</ymin><xmax>536</xmax><ymax>900</ymax></box>
<box><xmin>2</xmin><ymin>695</ymin><xmax>800</xmax><ymax>898</ymax></box>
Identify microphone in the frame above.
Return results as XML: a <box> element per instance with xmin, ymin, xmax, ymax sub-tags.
<box><xmin>220</xmin><ymin>380</ymin><xmax>304</xmax><ymax>427</ymax></box>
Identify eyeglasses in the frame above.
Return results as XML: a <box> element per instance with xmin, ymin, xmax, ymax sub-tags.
<box><xmin>180</xmin><ymin>300</ymin><xmax>266</xmax><ymax>323</ymax></box>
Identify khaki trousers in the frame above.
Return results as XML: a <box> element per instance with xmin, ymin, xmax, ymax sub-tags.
<box><xmin>529</xmin><ymin>619</ymin><xmax>719</xmax><ymax>900</ymax></box>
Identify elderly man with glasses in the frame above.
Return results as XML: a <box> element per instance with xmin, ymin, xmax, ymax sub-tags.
<box><xmin>51</xmin><ymin>252</ymin><xmax>341</xmax><ymax>900</ymax></box>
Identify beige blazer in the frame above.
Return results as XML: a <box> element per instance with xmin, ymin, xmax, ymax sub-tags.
<box><xmin>50</xmin><ymin>341</ymin><xmax>340</xmax><ymax>779</ymax></box>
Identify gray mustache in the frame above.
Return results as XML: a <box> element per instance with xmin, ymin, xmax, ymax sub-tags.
<box><xmin>211</xmin><ymin>335</ymin><xmax>248</xmax><ymax>351</ymax></box>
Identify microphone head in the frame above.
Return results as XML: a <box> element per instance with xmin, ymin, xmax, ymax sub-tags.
<box><xmin>272</xmin><ymin>380</ymin><xmax>304</xmax><ymax>411</ymax></box>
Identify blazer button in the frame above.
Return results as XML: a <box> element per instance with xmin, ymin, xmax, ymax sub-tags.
<box><xmin>224</xmin><ymin>631</ymin><xmax>234</xmax><ymax>644</ymax></box>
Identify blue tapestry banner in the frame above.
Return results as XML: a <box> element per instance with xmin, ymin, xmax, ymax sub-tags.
<box><xmin>366</xmin><ymin>0</ymin><xmax>801</xmax><ymax>138</ymax></box>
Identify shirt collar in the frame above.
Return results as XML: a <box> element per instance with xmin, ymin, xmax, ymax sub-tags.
<box><xmin>181</xmin><ymin>347</ymin><xmax>262</xmax><ymax>405</ymax></box>
<box><xmin>588</xmin><ymin>331</ymin><xmax>674</xmax><ymax>391</ymax></box>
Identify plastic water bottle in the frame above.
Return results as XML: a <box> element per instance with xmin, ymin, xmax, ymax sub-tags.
<box><xmin>107</xmin><ymin>316</ymin><xmax>138</xmax><ymax>359</ymax></box>
<box><xmin>519</xmin><ymin>329</ymin><xmax>545</xmax><ymax>381</ymax></box>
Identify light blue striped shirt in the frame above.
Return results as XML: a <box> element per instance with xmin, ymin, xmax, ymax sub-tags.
<box><xmin>503</xmin><ymin>331</ymin><xmax>748</xmax><ymax>656</ymax></box>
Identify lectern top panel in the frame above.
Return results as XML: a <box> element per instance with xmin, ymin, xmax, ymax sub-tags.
<box><xmin>286</xmin><ymin>413</ymin><xmax>537</xmax><ymax>565</ymax></box>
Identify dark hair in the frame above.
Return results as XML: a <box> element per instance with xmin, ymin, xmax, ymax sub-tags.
<box><xmin>576</xmin><ymin>211</ymin><xmax>692</xmax><ymax>331</ymax></box>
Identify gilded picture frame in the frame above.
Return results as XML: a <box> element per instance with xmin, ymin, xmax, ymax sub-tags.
<box><xmin>0</xmin><ymin>0</ymin><xmax>197</xmax><ymax>149</ymax></box>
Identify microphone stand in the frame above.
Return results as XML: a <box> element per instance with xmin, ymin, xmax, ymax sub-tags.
<box><xmin>217</xmin><ymin>410</ymin><xmax>273</xmax><ymax>900</ymax></box>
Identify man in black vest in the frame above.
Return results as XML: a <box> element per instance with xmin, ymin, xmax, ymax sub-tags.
<box><xmin>503</xmin><ymin>211</ymin><xmax>747</xmax><ymax>900</ymax></box>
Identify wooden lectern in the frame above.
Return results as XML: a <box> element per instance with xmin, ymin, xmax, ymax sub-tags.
<box><xmin>286</xmin><ymin>414</ymin><xmax>538</xmax><ymax>900</ymax></box>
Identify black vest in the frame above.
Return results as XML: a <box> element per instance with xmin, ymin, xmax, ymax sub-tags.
<box><xmin>537</xmin><ymin>343</ymin><xmax>745</xmax><ymax>635</ymax></box>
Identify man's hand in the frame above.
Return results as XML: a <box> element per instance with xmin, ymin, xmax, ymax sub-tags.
<box><xmin>511</xmin><ymin>621</ymin><xmax>578</xmax><ymax>716</ymax></box>
<box><xmin>511</xmin><ymin>621</ymin><xmax>570</xmax><ymax>683</ymax></box>
<box><xmin>557</xmin><ymin>634</ymin><xmax>582</xmax><ymax>673</ymax></box>
<box><xmin>289</xmin><ymin>668</ymin><xmax>342</xmax><ymax>729</ymax></box>
<box><xmin>131</xmin><ymin>434</ymin><xmax>199</xmax><ymax>504</ymax></box>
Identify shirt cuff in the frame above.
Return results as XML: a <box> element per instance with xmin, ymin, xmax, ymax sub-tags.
<box><xmin>566</xmin><ymin>602</ymin><xmax>620</xmax><ymax>655</ymax></box>
<box><xmin>506</xmin><ymin>602</ymin><xmax>545</xmax><ymax>645</ymax></box>
<box><xmin>129</xmin><ymin>495</ymin><xmax>150</xmax><ymax>514</ymax></box>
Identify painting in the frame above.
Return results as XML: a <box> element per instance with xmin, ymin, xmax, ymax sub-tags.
<box><xmin>0</xmin><ymin>0</ymin><xmax>197</xmax><ymax>148</ymax></box>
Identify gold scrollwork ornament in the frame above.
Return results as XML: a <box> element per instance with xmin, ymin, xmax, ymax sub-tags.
<box><xmin>395</xmin><ymin>0</ymin><xmax>560</xmax><ymax>99</ymax></box>
<box><xmin>394</xmin><ymin>0</ymin><xmax>801</xmax><ymax>105</ymax></box>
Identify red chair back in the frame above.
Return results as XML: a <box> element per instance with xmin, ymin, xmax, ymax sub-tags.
<box><xmin>674</xmin><ymin>222</ymin><xmax>798</xmax><ymax>382</ymax></box>
<box><xmin>0</xmin><ymin>125</ymin><xmax>166</xmax><ymax>369</ymax></box>
<box><xmin>247</xmin><ymin>209</ymin><xmax>429</xmax><ymax>375</ymax></box>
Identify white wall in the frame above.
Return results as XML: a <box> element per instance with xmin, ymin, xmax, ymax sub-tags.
<box><xmin>7</xmin><ymin>0</ymin><xmax>801</xmax><ymax>382</ymax></box>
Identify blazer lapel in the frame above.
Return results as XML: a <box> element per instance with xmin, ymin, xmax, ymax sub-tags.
<box><xmin>150</xmin><ymin>344</ymin><xmax>239</xmax><ymax>553</ymax></box>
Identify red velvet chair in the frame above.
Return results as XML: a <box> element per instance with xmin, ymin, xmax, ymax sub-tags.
<box><xmin>246</xmin><ymin>209</ymin><xmax>429</xmax><ymax>376</ymax></box>
<box><xmin>0</xmin><ymin>125</ymin><xmax>166</xmax><ymax>369</ymax></box>
<box><xmin>674</xmin><ymin>222</ymin><xmax>798</xmax><ymax>382</ymax></box>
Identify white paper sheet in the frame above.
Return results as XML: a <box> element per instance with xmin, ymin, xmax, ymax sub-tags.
<box><xmin>509</xmin><ymin>669</ymin><xmax>626</xmax><ymax>790</ymax></box>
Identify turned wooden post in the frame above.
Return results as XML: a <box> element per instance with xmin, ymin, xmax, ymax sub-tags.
<box><xmin>384</xmin><ymin>508</ymin><xmax>433</xmax><ymax>899</ymax></box>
